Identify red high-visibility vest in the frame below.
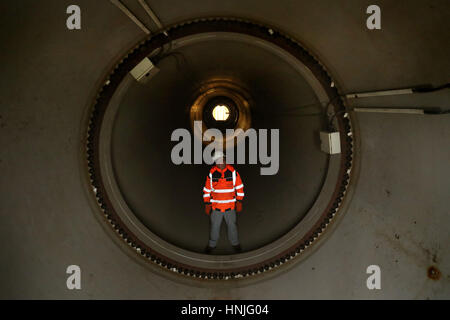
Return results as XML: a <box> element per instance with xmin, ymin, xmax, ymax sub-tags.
<box><xmin>203</xmin><ymin>164</ymin><xmax>244</xmax><ymax>212</ymax></box>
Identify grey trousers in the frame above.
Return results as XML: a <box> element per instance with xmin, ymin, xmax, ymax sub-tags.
<box><xmin>208</xmin><ymin>209</ymin><xmax>240</xmax><ymax>247</ymax></box>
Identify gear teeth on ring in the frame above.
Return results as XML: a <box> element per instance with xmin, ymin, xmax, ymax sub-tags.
<box><xmin>85</xmin><ymin>17</ymin><xmax>354</xmax><ymax>280</ymax></box>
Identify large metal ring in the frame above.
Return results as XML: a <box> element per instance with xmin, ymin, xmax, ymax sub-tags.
<box><xmin>85</xmin><ymin>17</ymin><xmax>357</xmax><ymax>284</ymax></box>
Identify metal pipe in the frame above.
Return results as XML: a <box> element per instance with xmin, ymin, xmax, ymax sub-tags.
<box><xmin>138</xmin><ymin>0</ymin><xmax>163</xmax><ymax>29</ymax></box>
<box><xmin>346</xmin><ymin>88</ymin><xmax>414</xmax><ymax>99</ymax></box>
<box><xmin>110</xmin><ymin>0</ymin><xmax>151</xmax><ymax>34</ymax></box>
<box><xmin>352</xmin><ymin>107</ymin><xmax>425</xmax><ymax>114</ymax></box>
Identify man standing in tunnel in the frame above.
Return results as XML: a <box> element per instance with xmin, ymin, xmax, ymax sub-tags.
<box><xmin>203</xmin><ymin>151</ymin><xmax>244</xmax><ymax>254</ymax></box>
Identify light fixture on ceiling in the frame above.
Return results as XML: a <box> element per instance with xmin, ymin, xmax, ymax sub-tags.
<box><xmin>212</xmin><ymin>104</ymin><xmax>230</xmax><ymax>121</ymax></box>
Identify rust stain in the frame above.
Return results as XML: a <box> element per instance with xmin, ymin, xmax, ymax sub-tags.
<box><xmin>427</xmin><ymin>266</ymin><xmax>441</xmax><ymax>280</ymax></box>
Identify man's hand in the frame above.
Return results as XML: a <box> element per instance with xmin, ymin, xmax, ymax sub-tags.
<box><xmin>205</xmin><ymin>203</ymin><xmax>212</xmax><ymax>215</ymax></box>
<box><xmin>236</xmin><ymin>201</ymin><xmax>243</xmax><ymax>213</ymax></box>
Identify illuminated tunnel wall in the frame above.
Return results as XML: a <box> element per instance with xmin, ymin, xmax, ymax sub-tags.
<box><xmin>87</xmin><ymin>19</ymin><xmax>355</xmax><ymax>281</ymax></box>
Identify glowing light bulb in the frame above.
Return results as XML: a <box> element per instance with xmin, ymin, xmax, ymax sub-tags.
<box><xmin>212</xmin><ymin>105</ymin><xmax>230</xmax><ymax>121</ymax></box>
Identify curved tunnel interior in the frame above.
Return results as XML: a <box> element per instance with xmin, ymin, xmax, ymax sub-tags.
<box><xmin>110</xmin><ymin>37</ymin><xmax>330</xmax><ymax>254</ymax></box>
<box><xmin>2</xmin><ymin>0</ymin><xmax>449</xmax><ymax>297</ymax></box>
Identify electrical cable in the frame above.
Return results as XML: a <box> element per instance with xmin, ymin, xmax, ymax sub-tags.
<box><xmin>412</xmin><ymin>83</ymin><xmax>450</xmax><ymax>93</ymax></box>
<box><xmin>423</xmin><ymin>108</ymin><xmax>450</xmax><ymax>115</ymax></box>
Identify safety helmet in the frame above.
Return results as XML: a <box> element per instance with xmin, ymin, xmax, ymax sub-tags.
<box><xmin>211</xmin><ymin>150</ymin><xmax>225</xmax><ymax>163</ymax></box>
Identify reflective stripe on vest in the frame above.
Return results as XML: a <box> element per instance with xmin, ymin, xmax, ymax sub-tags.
<box><xmin>211</xmin><ymin>199</ymin><xmax>236</xmax><ymax>203</ymax></box>
<box><xmin>212</xmin><ymin>188</ymin><xmax>235</xmax><ymax>193</ymax></box>
<box><xmin>232</xmin><ymin>170</ymin><xmax>236</xmax><ymax>188</ymax></box>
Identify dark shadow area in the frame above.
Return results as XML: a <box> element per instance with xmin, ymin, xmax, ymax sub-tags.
<box><xmin>111</xmin><ymin>39</ymin><xmax>328</xmax><ymax>254</ymax></box>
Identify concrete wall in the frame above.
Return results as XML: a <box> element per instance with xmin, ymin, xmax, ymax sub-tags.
<box><xmin>0</xmin><ymin>0</ymin><xmax>448</xmax><ymax>299</ymax></box>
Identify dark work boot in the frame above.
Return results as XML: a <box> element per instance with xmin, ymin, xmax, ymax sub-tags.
<box><xmin>204</xmin><ymin>245</ymin><xmax>215</xmax><ymax>254</ymax></box>
<box><xmin>232</xmin><ymin>244</ymin><xmax>242</xmax><ymax>253</ymax></box>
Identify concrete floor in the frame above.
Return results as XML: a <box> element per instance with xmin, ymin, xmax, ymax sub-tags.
<box><xmin>0</xmin><ymin>0</ymin><xmax>449</xmax><ymax>299</ymax></box>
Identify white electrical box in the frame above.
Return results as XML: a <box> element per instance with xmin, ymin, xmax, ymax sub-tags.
<box><xmin>320</xmin><ymin>131</ymin><xmax>341</xmax><ymax>154</ymax></box>
<box><xmin>129</xmin><ymin>57</ymin><xmax>159</xmax><ymax>83</ymax></box>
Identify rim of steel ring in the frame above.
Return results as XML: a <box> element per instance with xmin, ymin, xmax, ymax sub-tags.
<box><xmin>85</xmin><ymin>17</ymin><xmax>355</xmax><ymax>280</ymax></box>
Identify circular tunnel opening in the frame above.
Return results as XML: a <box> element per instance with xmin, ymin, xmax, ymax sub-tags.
<box><xmin>203</xmin><ymin>96</ymin><xmax>237</xmax><ymax>129</ymax></box>
<box><xmin>111</xmin><ymin>37</ymin><xmax>327</xmax><ymax>255</ymax></box>
<box><xmin>211</xmin><ymin>104</ymin><xmax>230</xmax><ymax>121</ymax></box>
<box><xmin>86</xmin><ymin>18</ymin><xmax>355</xmax><ymax>281</ymax></box>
